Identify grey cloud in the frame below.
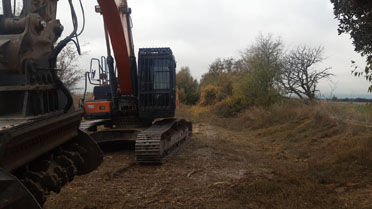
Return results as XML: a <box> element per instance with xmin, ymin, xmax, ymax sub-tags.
<box><xmin>56</xmin><ymin>0</ymin><xmax>370</xmax><ymax>96</ymax></box>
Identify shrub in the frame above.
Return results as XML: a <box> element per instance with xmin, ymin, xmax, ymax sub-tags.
<box><xmin>176</xmin><ymin>67</ymin><xmax>200</xmax><ymax>105</ymax></box>
<box><xmin>199</xmin><ymin>85</ymin><xmax>219</xmax><ymax>106</ymax></box>
<box><xmin>232</xmin><ymin>72</ymin><xmax>282</xmax><ymax>108</ymax></box>
<box><xmin>213</xmin><ymin>96</ymin><xmax>247</xmax><ymax>117</ymax></box>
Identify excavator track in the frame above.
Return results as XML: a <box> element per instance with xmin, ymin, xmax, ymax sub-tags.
<box><xmin>135</xmin><ymin>118</ymin><xmax>192</xmax><ymax>164</ymax></box>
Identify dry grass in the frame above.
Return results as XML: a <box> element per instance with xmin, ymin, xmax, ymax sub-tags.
<box><xmin>323</xmin><ymin>101</ymin><xmax>372</xmax><ymax>125</ymax></box>
<box><xmin>44</xmin><ymin>101</ymin><xmax>372</xmax><ymax>209</ymax></box>
<box><xmin>178</xmin><ymin>100</ymin><xmax>339</xmax><ymax>131</ymax></box>
<box><xmin>229</xmin><ymin>174</ymin><xmax>343</xmax><ymax>209</ymax></box>
<box><xmin>176</xmin><ymin>101</ymin><xmax>372</xmax><ymax>209</ymax></box>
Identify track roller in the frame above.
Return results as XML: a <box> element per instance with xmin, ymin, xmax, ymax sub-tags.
<box><xmin>135</xmin><ymin>118</ymin><xmax>192</xmax><ymax>164</ymax></box>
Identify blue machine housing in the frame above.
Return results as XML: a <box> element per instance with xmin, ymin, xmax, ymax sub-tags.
<box><xmin>137</xmin><ymin>48</ymin><xmax>177</xmax><ymax>120</ymax></box>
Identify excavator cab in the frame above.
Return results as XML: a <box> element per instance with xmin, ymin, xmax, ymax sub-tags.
<box><xmin>138</xmin><ymin>48</ymin><xmax>176</xmax><ymax>120</ymax></box>
<box><xmin>83</xmin><ymin>47</ymin><xmax>176</xmax><ymax>121</ymax></box>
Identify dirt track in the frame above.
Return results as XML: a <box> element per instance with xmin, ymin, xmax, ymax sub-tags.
<box><xmin>45</xmin><ymin>123</ymin><xmax>253</xmax><ymax>209</ymax></box>
<box><xmin>45</xmin><ymin>121</ymin><xmax>372</xmax><ymax>209</ymax></box>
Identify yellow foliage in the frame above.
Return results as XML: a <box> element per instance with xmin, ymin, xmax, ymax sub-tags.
<box><xmin>199</xmin><ymin>85</ymin><xmax>219</xmax><ymax>106</ymax></box>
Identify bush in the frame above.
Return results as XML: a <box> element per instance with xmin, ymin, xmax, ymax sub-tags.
<box><xmin>199</xmin><ymin>85</ymin><xmax>219</xmax><ymax>106</ymax></box>
<box><xmin>213</xmin><ymin>96</ymin><xmax>247</xmax><ymax>117</ymax></box>
<box><xmin>176</xmin><ymin>67</ymin><xmax>200</xmax><ymax>105</ymax></box>
<box><xmin>232</xmin><ymin>72</ymin><xmax>282</xmax><ymax>108</ymax></box>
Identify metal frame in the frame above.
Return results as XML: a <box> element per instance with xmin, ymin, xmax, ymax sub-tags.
<box><xmin>138</xmin><ymin>48</ymin><xmax>176</xmax><ymax>120</ymax></box>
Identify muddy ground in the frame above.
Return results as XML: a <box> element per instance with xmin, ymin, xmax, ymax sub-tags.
<box><xmin>44</xmin><ymin>121</ymin><xmax>372</xmax><ymax>209</ymax></box>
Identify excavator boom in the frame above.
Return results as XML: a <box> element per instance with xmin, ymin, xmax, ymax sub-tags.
<box><xmin>97</xmin><ymin>0</ymin><xmax>135</xmax><ymax>95</ymax></box>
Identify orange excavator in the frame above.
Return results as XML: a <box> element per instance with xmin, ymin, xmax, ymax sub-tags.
<box><xmin>81</xmin><ymin>0</ymin><xmax>192</xmax><ymax>164</ymax></box>
<box><xmin>0</xmin><ymin>0</ymin><xmax>190</xmax><ymax>207</ymax></box>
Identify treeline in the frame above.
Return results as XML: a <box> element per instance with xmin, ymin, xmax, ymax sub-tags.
<box><xmin>330</xmin><ymin>97</ymin><xmax>372</xmax><ymax>103</ymax></box>
<box><xmin>176</xmin><ymin>34</ymin><xmax>332</xmax><ymax>116</ymax></box>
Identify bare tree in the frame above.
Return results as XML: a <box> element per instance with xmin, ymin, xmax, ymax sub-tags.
<box><xmin>56</xmin><ymin>43</ymin><xmax>85</xmax><ymax>91</ymax></box>
<box><xmin>280</xmin><ymin>46</ymin><xmax>333</xmax><ymax>100</ymax></box>
<box><xmin>328</xmin><ymin>81</ymin><xmax>338</xmax><ymax>100</ymax></box>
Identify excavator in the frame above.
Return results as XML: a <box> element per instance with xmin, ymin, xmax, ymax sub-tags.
<box><xmin>0</xmin><ymin>0</ymin><xmax>104</xmax><ymax>208</ymax></box>
<box><xmin>0</xmin><ymin>0</ymin><xmax>191</xmax><ymax>207</ymax></box>
<box><xmin>81</xmin><ymin>0</ymin><xmax>192</xmax><ymax>164</ymax></box>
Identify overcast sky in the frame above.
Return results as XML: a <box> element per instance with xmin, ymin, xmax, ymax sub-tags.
<box><xmin>57</xmin><ymin>0</ymin><xmax>371</xmax><ymax>98</ymax></box>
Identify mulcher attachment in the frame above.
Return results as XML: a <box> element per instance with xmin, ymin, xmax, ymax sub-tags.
<box><xmin>0</xmin><ymin>169</ymin><xmax>41</xmax><ymax>209</ymax></box>
<box><xmin>1</xmin><ymin>131</ymin><xmax>103</xmax><ymax>208</ymax></box>
<box><xmin>135</xmin><ymin>118</ymin><xmax>192</xmax><ymax>164</ymax></box>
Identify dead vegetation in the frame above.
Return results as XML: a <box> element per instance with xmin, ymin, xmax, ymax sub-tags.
<box><xmin>177</xmin><ymin>101</ymin><xmax>372</xmax><ymax>208</ymax></box>
<box><xmin>45</xmin><ymin>102</ymin><xmax>372</xmax><ymax>209</ymax></box>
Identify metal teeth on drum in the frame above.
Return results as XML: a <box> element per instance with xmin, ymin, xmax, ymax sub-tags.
<box><xmin>13</xmin><ymin>138</ymin><xmax>101</xmax><ymax>207</ymax></box>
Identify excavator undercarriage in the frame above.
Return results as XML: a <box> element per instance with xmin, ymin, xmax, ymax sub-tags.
<box><xmin>81</xmin><ymin>117</ymin><xmax>192</xmax><ymax>164</ymax></box>
<box><xmin>135</xmin><ymin>118</ymin><xmax>192</xmax><ymax>164</ymax></box>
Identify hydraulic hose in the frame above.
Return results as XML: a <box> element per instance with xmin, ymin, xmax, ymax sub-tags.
<box><xmin>48</xmin><ymin>0</ymin><xmax>84</xmax><ymax>112</ymax></box>
<box><xmin>49</xmin><ymin>0</ymin><xmax>79</xmax><ymax>64</ymax></box>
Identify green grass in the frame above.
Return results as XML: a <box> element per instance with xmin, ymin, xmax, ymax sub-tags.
<box><xmin>334</xmin><ymin>103</ymin><xmax>372</xmax><ymax>114</ymax></box>
<box><xmin>347</xmin><ymin>105</ymin><xmax>372</xmax><ymax>114</ymax></box>
<box><xmin>322</xmin><ymin>102</ymin><xmax>372</xmax><ymax>124</ymax></box>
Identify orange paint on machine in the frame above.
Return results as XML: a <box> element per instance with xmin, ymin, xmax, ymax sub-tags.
<box><xmin>84</xmin><ymin>101</ymin><xmax>112</xmax><ymax>114</ymax></box>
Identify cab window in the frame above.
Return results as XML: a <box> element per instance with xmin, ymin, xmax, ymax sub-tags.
<box><xmin>12</xmin><ymin>0</ymin><xmax>23</xmax><ymax>16</ymax></box>
<box><xmin>151</xmin><ymin>59</ymin><xmax>170</xmax><ymax>90</ymax></box>
<box><xmin>0</xmin><ymin>2</ymin><xmax>3</xmax><ymax>15</ymax></box>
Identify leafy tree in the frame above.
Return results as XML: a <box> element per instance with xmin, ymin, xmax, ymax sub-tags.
<box><xmin>201</xmin><ymin>58</ymin><xmax>238</xmax><ymax>86</ymax></box>
<box><xmin>233</xmin><ymin>34</ymin><xmax>284</xmax><ymax>107</ymax></box>
<box><xmin>331</xmin><ymin>0</ymin><xmax>372</xmax><ymax>54</ymax></box>
<box><xmin>281</xmin><ymin>46</ymin><xmax>333</xmax><ymax>100</ymax></box>
<box><xmin>200</xmin><ymin>58</ymin><xmax>240</xmax><ymax>102</ymax></box>
<box><xmin>176</xmin><ymin>67</ymin><xmax>200</xmax><ymax>105</ymax></box>
<box><xmin>56</xmin><ymin>43</ymin><xmax>85</xmax><ymax>91</ymax></box>
<box><xmin>331</xmin><ymin>0</ymin><xmax>372</xmax><ymax>91</ymax></box>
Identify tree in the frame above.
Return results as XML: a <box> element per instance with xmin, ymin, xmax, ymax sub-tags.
<box><xmin>331</xmin><ymin>0</ymin><xmax>372</xmax><ymax>54</ymax></box>
<box><xmin>200</xmin><ymin>58</ymin><xmax>240</xmax><ymax>103</ymax></box>
<box><xmin>331</xmin><ymin>0</ymin><xmax>372</xmax><ymax>90</ymax></box>
<box><xmin>200</xmin><ymin>58</ymin><xmax>240</xmax><ymax>86</ymax></box>
<box><xmin>199</xmin><ymin>85</ymin><xmax>219</xmax><ymax>106</ymax></box>
<box><xmin>56</xmin><ymin>43</ymin><xmax>85</xmax><ymax>91</ymax></box>
<box><xmin>176</xmin><ymin>67</ymin><xmax>200</xmax><ymax>105</ymax></box>
<box><xmin>233</xmin><ymin>34</ymin><xmax>284</xmax><ymax>107</ymax></box>
<box><xmin>280</xmin><ymin>46</ymin><xmax>333</xmax><ymax>100</ymax></box>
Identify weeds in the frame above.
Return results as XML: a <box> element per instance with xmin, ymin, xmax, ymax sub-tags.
<box><xmin>177</xmin><ymin>100</ymin><xmax>372</xmax><ymax>208</ymax></box>
<box><xmin>230</xmin><ymin>174</ymin><xmax>343</xmax><ymax>209</ymax></box>
<box><xmin>324</xmin><ymin>102</ymin><xmax>372</xmax><ymax>124</ymax></box>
